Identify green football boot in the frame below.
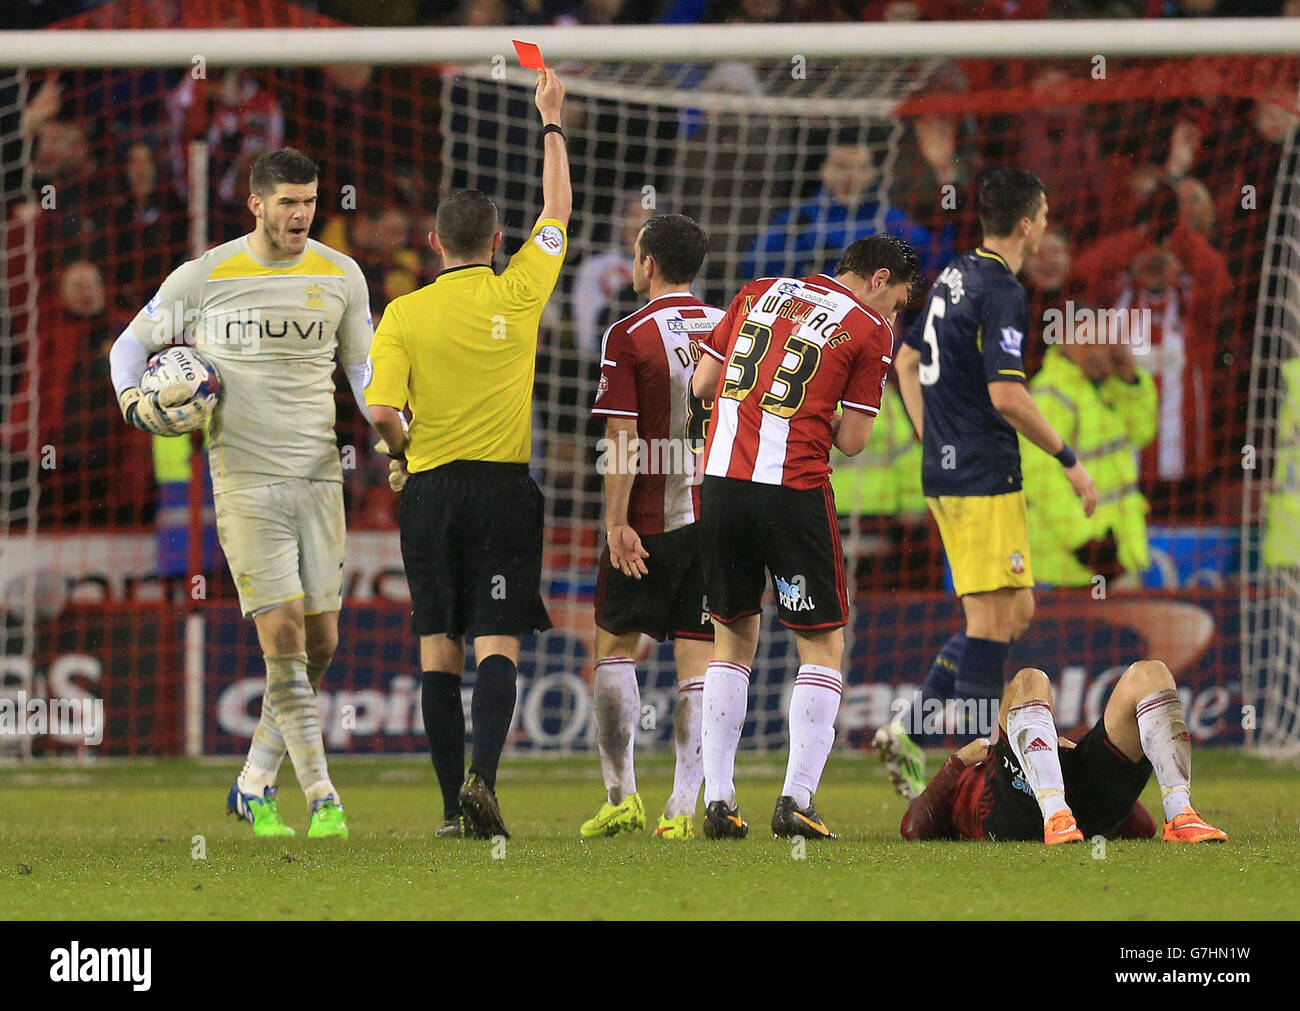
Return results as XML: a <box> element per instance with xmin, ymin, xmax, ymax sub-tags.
<box><xmin>307</xmin><ymin>795</ymin><xmax>349</xmax><ymax>839</ymax></box>
<box><xmin>873</xmin><ymin>720</ymin><xmax>926</xmax><ymax>801</ymax></box>
<box><xmin>654</xmin><ymin>813</ymin><xmax>695</xmax><ymax>840</ymax></box>
<box><xmin>227</xmin><ymin>782</ymin><xmax>296</xmax><ymax>838</ymax></box>
<box><xmin>579</xmin><ymin>792</ymin><xmax>647</xmax><ymax>838</ymax></box>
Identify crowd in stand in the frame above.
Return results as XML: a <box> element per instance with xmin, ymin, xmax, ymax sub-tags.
<box><xmin>1</xmin><ymin>0</ymin><xmax>1296</xmax><ymax>599</ymax></box>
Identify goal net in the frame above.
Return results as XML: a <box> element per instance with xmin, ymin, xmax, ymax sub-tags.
<box><xmin>2</xmin><ymin>0</ymin><xmax>1297</xmax><ymax>760</ymax></box>
<box><xmin>1242</xmin><ymin>118</ymin><xmax>1300</xmax><ymax>758</ymax></box>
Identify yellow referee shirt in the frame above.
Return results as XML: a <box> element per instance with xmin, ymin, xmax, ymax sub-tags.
<box><xmin>365</xmin><ymin>218</ymin><xmax>567</xmax><ymax>473</ymax></box>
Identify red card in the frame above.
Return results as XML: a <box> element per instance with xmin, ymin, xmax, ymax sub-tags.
<box><xmin>513</xmin><ymin>40</ymin><xmax>546</xmax><ymax>71</ymax></box>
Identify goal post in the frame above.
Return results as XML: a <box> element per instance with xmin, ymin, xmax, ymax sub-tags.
<box><xmin>6</xmin><ymin>19</ymin><xmax>1300</xmax><ymax>67</ymax></box>
<box><xmin>2</xmin><ymin>7</ymin><xmax>1297</xmax><ymax>759</ymax></box>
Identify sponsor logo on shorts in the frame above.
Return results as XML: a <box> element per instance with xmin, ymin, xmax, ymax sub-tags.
<box><xmin>774</xmin><ymin>573</ymin><xmax>815</xmax><ymax>613</ymax></box>
<box><xmin>1009</xmin><ymin>550</ymin><xmax>1025</xmax><ymax>575</ymax></box>
<box><xmin>535</xmin><ymin>225</ymin><xmax>564</xmax><ymax>255</ymax></box>
<box><xmin>1001</xmin><ymin>752</ymin><xmax>1034</xmax><ymax>796</ymax></box>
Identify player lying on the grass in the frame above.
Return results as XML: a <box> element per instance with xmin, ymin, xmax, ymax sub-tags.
<box><xmin>581</xmin><ymin>214</ymin><xmax>724</xmax><ymax>842</ymax></box>
<box><xmin>880</xmin><ymin>659</ymin><xmax>1227</xmax><ymax>844</ymax></box>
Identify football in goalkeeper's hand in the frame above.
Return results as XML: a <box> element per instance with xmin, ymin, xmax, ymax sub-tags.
<box><xmin>140</xmin><ymin>347</ymin><xmax>221</xmax><ymax>432</ymax></box>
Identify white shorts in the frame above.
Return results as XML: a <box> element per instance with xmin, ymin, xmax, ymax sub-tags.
<box><xmin>214</xmin><ymin>478</ymin><xmax>346</xmax><ymax>619</ymax></box>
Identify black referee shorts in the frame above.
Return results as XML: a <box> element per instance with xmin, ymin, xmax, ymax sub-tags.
<box><xmin>397</xmin><ymin>461</ymin><xmax>552</xmax><ymax>639</ymax></box>
<box><xmin>698</xmin><ymin>475</ymin><xmax>848</xmax><ymax>631</ymax></box>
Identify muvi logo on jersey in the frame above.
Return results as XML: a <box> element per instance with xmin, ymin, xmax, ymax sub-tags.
<box><xmin>774</xmin><ymin>573</ymin><xmax>814</xmax><ymax>612</ymax></box>
<box><xmin>148</xmin><ymin>304</ymin><xmax>309</xmax><ymax>355</ymax></box>
<box><xmin>210</xmin><ymin>309</ymin><xmax>327</xmax><ymax>352</ymax></box>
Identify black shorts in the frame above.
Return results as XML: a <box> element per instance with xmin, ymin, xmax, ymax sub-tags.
<box><xmin>698</xmin><ymin>475</ymin><xmax>848</xmax><ymax>631</ymax></box>
<box><xmin>397</xmin><ymin>461</ymin><xmax>552</xmax><ymax>639</ymax></box>
<box><xmin>980</xmin><ymin>717</ymin><xmax>1153</xmax><ymax>842</ymax></box>
<box><xmin>595</xmin><ymin>524</ymin><xmax>713</xmax><ymax>643</ymax></box>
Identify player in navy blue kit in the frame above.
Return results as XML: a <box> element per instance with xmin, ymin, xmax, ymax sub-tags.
<box><xmin>875</xmin><ymin>169</ymin><xmax>1098</xmax><ymax>799</ymax></box>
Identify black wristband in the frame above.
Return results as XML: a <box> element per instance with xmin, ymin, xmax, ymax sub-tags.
<box><xmin>1055</xmin><ymin>444</ymin><xmax>1078</xmax><ymax>469</ymax></box>
<box><xmin>542</xmin><ymin>123</ymin><xmax>565</xmax><ymax>140</ymax></box>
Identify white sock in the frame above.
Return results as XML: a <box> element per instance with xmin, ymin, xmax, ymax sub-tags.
<box><xmin>237</xmin><ymin>684</ymin><xmax>285</xmax><ymax>797</ymax></box>
<box><xmin>1136</xmin><ymin>689</ymin><xmax>1192</xmax><ymax>822</ymax></box>
<box><xmin>593</xmin><ymin>657</ymin><xmax>639</xmax><ymax>804</ymax></box>
<box><xmin>702</xmin><ymin>661</ymin><xmax>750</xmax><ymax>806</ymax></box>
<box><xmin>239</xmin><ymin>656</ymin><xmax>328</xmax><ymax>797</ymax></box>
<box><xmin>782</xmin><ymin>665</ymin><xmax>842</xmax><ymax>809</ymax></box>
<box><xmin>1006</xmin><ymin>700</ymin><xmax>1067</xmax><ymax>822</ymax></box>
<box><xmin>666</xmin><ymin>676</ymin><xmax>705</xmax><ymax>818</ymax></box>
<box><xmin>265</xmin><ymin>652</ymin><xmax>337</xmax><ymax>807</ymax></box>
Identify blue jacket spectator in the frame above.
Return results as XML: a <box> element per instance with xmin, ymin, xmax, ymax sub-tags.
<box><xmin>744</xmin><ymin>138</ymin><xmax>949</xmax><ymax>280</ymax></box>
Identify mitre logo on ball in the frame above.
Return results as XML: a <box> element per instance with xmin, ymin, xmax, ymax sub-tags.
<box><xmin>140</xmin><ymin>346</ymin><xmax>222</xmax><ymax>431</ymax></box>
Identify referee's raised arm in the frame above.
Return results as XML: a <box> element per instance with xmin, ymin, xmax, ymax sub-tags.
<box><xmin>535</xmin><ymin>68</ymin><xmax>571</xmax><ymax>228</ymax></box>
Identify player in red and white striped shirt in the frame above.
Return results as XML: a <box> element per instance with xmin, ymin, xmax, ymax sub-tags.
<box><xmin>690</xmin><ymin>234</ymin><xmax>921</xmax><ymax>841</ymax></box>
<box><xmin>582</xmin><ymin>214</ymin><xmax>726</xmax><ymax>841</ymax></box>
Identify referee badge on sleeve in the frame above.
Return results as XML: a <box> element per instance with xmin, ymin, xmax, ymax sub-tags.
<box><xmin>535</xmin><ymin>225</ymin><xmax>565</xmax><ymax>256</ymax></box>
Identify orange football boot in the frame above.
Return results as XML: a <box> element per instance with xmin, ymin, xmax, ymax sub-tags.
<box><xmin>1163</xmin><ymin>806</ymin><xmax>1228</xmax><ymax>843</ymax></box>
<box><xmin>1044</xmin><ymin>807</ymin><xmax>1084</xmax><ymax>844</ymax></box>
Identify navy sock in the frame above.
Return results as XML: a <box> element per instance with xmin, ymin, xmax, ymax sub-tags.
<box><xmin>906</xmin><ymin>631</ymin><xmax>966</xmax><ymax>748</ymax></box>
<box><xmin>953</xmin><ymin>636</ymin><xmax>1010</xmax><ymax>740</ymax></box>
<box><xmin>470</xmin><ymin>654</ymin><xmax>518</xmax><ymax>792</ymax></box>
<box><xmin>421</xmin><ymin>672</ymin><xmax>464</xmax><ymax>822</ymax></box>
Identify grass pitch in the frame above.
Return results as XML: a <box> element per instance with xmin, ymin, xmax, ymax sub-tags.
<box><xmin>1</xmin><ymin>750</ymin><xmax>1297</xmax><ymax>920</ymax></box>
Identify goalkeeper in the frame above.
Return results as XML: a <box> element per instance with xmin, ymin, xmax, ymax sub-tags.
<box><xmin>109</xmin><ymin>148</ymin><xmax>375</xmax><ymax>840</ymax></box>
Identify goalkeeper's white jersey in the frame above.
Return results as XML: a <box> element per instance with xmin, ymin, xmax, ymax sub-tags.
<box><xmin>127</xmin><ymin>236</ymin><xmax>372</xmax><ymax>495</ymax></box>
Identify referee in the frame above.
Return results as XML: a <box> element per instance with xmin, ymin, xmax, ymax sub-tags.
<box><xmin>366</xmin><ymin>69</ymin><xmax>570</xmax><ymax>839</ymax></box>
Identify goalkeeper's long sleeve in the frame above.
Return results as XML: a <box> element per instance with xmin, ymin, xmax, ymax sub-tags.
<box><xmin>343</xmin><ymin>362</ymin><xmax>374</xmax><ymax>426</ymax></box>
<box><xmin>109</xmin><ymin>329</ymin><xmax>152</xmax><ymax>397</ymax></box>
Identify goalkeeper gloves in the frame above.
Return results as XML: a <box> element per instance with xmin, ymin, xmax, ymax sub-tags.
<box><xmin>373</xmin><ymin>443</ymin><xmax>408</xmax><ymax>493</ymax></box>
<box><xmin>118</xmin><ymin>385</ymin><xmax>205</xmax><ymax>437</ymax></box>
<box><xmin>372</xmin><ymin>413</ymin><xmax>410</xmax><ymax>493</ymax></box>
